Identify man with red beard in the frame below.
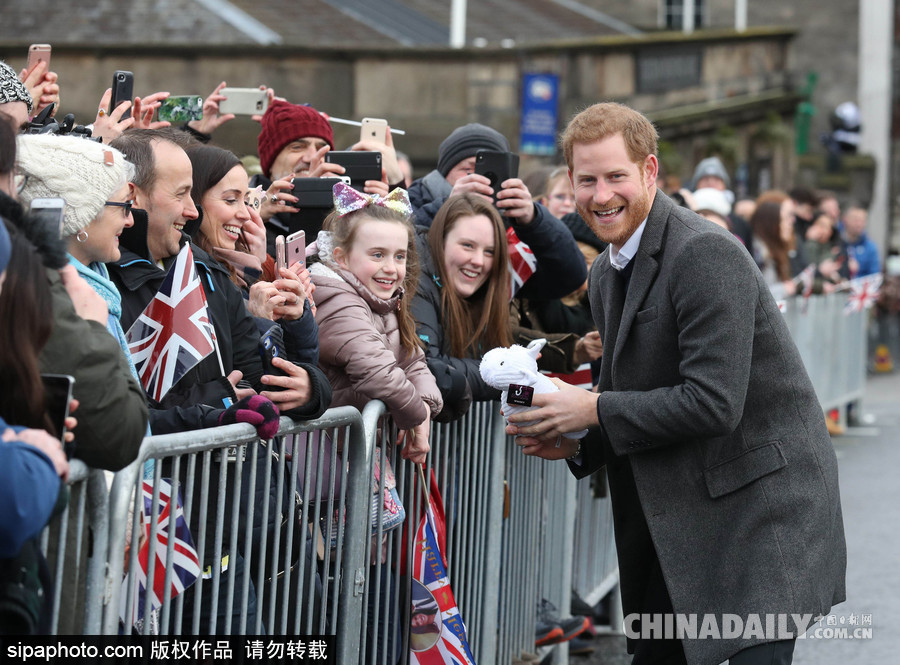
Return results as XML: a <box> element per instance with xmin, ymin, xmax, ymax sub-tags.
<box><xmin>506</xmin><ymin>103</ymin><xmax>846</xmax><ymax>665</ymax></box>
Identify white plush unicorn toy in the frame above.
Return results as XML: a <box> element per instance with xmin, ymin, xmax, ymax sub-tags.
<box><xmin>479</xmin><ymin>338</ymin><xmax>588</xmax><ymax>441</ymax></box>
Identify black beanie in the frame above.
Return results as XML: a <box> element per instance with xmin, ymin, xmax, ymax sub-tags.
<box><xmin>436</xmin><ymin>123</ymin><xmax>510</xmax><ymax>177</ymax></box>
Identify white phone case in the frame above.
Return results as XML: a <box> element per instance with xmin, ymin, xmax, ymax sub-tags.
<box><xmin>220</xmin><ymin>88</ymin><xmax>269</xmax><ymax>116</ymax></box>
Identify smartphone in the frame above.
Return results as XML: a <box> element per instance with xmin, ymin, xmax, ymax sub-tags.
<box><xmin>360</xmin><ymin>117</ymin><xmax>388</xmax><ymax>144</ymax></box>
<box><xmin>275</xmin><ymin>234</ymin><xmax>286</xmax><ymax>274</ymax></box>
<box><xmin>29</xmin><ymin>197</ymin><xmax>66</xmax><ymax>238</ymax></box>
<box><xmin>27</xmin><ymin>44</ymin><xmax>51</xmax><ymax>72</ymax></box>
<box><xmin>219</xmin><ymin>88</ymin><xmax>269</xmax><ymax>116</ymax></box>
<box><xmin>157</xmin><ymin>95</ymin><xmax>203</xmax><ymax>123</ymax></box>
<box><xmin>284</xmin><ymin>176</ymin><xmax>346</xmax><ymax>238</ymax></box>
<box><xmin>41</xmin><ymin>373</ymin><xmax>75</xmax><ymax>454</ymax></box>
<box><xmin>109</xmin><ymin>70</ymin><xmax>134</xmax><ymax>114</ymax></box>
<box><xmin>324</xmin><ymin>151</ymin><xmax>382</xmax><ymax>191</ymax></box>
<box><xmin>474</xmin><ymin>150</ymin><xmax>520</xmax><ymax>206</ymax></box>
<box><xmin>285</xmin><ymin>230</ymin><xmax>306</xmax><ymax>269</ymax></box>
<box><xmin>258</xmin><ymin>324</ymin><xmax>286</xmax><ymax>385</ymax></box>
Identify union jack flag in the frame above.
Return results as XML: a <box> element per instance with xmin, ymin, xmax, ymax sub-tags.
<box><xmin>409</xmin><ymin>480</ymin><xmax>476</xmax><ymax>665</ymax></box>
<box><xmin>844</xmin><ymin>273</ymin><xmax>883</xmax><ymax>314</ymax></box>
<box><xmin>544</xmin><ymin>362</ymin><xmax>593</xmax><ymax>389</ymax></box>
<box><xmin>119</xmin><ymin>478</ymin><xmax>201</xmax><ymax>629</ymax></box>
<box><xmin>508</xmin><ymin>227</ymin><xmax>536</xmax><ymax>299</ymax></box>
<box><xmin>125</xmin><ymin>244</ymin><xmax>217</xmax><ymax>401</ymax></box>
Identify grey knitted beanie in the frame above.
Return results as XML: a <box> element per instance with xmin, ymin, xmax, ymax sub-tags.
<box><xmin>436</xmin><ymin>123</ymin><xmax>510</xmax><ymax>177</ymax></box>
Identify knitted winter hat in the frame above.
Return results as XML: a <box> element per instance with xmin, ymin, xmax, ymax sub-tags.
<box><xmin>0</xmin><ymin>61</ymin><xmax>32</xmax><ymax>113</ymax></box>
<box><xmin>436</xmin><ymin>123</ymin><xmax>509</xmax><ymax>177</ymax></box>
<box><xmin>0</xmin><ymin>217</ymin><xmax>11</xmax><ymax>275</ymax></box>
<box><xmin>257</xmin><ymin>100</ymin><xmax>334</xmax><ymax>177</ymax></box>
<box><xmin>16</xmin><ymin>133</ymin><xmax>134</xmax><ymax>237</ymax></box>
<box><xmin>691</xmin><ymin>156</ymin><xmax>730</xmax><ymax>189</ymax></box>
<box><xmin>691</xmin><ymin>187</ymin><xmax>732</xmax><ymax>218</ymax></box>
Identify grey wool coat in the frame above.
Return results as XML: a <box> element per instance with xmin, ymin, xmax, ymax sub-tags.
<box><xmin>571</xmin><ymin>191</ymin><xmax>846</xmax><ymax>665</ymax></box>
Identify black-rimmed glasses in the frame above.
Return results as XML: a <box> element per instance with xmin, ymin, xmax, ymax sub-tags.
<box><xmin>104</xmin><ymin>200</ymin><xmax>134</xmax><ymax>217</ymax></box>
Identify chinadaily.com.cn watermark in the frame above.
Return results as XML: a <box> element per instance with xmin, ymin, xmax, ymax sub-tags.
<box><xmin>623</xmin><ymin>613</ymin><xmax>873</xmax><ymax>641</ymax></box>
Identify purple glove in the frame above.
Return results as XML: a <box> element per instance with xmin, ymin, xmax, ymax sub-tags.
<box><xmin>218</xmin><ymin>395</ymin><xmax>281</xmax><ymax>440</ymax></box>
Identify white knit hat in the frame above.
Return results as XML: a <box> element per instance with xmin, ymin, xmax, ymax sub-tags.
<box><xmin>16</xmin><ymin>133</ymin><xmax>135</xmax><ymax>237</ymax></box>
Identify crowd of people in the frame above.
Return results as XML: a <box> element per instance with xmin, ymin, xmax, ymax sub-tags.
<box><xmin>0</xmin><ymin>55</ymin><xmax>872</xmax><ymax>654</ymax></box>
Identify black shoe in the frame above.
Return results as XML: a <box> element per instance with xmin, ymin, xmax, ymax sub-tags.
<box><xmin>568</xmin><ymin>636</ymin><xmax>596</xmax><ymax>656</ymax></box>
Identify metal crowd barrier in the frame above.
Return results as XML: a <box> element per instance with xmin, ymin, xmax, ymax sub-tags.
<box><xmin>101</xmin><ymin>408</ymin><xmax>371</xmax><ymax>664</ymax></box>
<box><xmin>39</xmin><ymin>459</ymin><xmax>109</xmax><ymax>635</ymax></box>
<box><xmin>782</xmin><ymin>292</ymin><xmax>868</xmax><ymax>419</ymax></box>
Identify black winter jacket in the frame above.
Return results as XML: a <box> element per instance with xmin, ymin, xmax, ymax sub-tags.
<box><xmin>408</xmin><ymin>169</ymin><xmax>587</xmax><ymax>300</ymax></box>
<box><xmin>107</xmin><ymin>222</ymin><xmax>331</xmax><ymax>434</ymax></box>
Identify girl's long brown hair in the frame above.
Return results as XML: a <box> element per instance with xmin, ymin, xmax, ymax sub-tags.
<box><xmin>750</xmin><ymin>201</ymin><xmax>792</xmax><ymax>281</ymax></box>
<box><xmin>427</xmin><ymin>194</ymin><xmax>512</xmax><ymax>358</ymax></box>
<box><xmin>323</xmin><ymin>202</ymin><xmax>422</xmax><ymax>358</ymax></box>
<box><xmin>0</xmin><ymin>225</ymin><xmax>54</xmax><ymax>432</ymax></box>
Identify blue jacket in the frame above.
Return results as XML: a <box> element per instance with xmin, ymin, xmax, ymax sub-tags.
<box><xmin>0</xmin><ymin>418</ymin><xmax>60</xmax><ymax>558</ymax></box>
<box><xmin>844</xmin><ymin>232</ymin><xmax>881</xmax><ymax>277</ymax></box>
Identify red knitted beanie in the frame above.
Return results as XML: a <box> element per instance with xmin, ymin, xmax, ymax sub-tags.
<box><xmin>257</xmin><ymin>100</ymin><xmax>335</xmax><ymax>177</ymax></box>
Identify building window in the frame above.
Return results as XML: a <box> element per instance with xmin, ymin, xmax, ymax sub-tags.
<box><xmin>663</xmin><ymin>0</ymin><xmax>705</xmax><ymax>29</ymax></box>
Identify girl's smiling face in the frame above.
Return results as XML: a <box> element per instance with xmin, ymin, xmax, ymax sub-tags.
<box><xmin>200</xmin><ymin>165</ymin><xmax>251</xmax><ymax>250</ymax></box>
<box><xmin>334</xmin><ymin>217</ymin><xmax>409</xmax><ymax>298</ymax></box>
<box><xmin>442</xmin><ymin>213</ymin><xmax>496</xmax><ymax>298</ymax></box>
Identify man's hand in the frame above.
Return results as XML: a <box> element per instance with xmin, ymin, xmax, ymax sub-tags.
<box><xmin>449</xmin><ymin>173</ymin><xmax>494</xmax><ymax>201</ymax></box>
<box><xmin>59</xmin><ymin>265</ymin><xmax>108</xmax><ymax>324</ymax></box>
<box><xmin>131</xmin><ymin>91</ymin><xmax>171</xmax><ymax>130</ymax></box>
<box><xmin>306</xmin><ymin>145</ymin><xmax>345</xmax><ymax>179</ymax></box>
<box><xmin>505</xmin><ymin>378</ymin><xmax>600</xmax><ymax>440</ymax></box>
<box><xmin>227</xmin><ymin>370</ymin><xmax>257</xmax><ymax>400</ymax></box>
<box><xmin>261</xmin><ymin>357</ymin><xmax>312</xmax><ymax>411</ymax></box>
<box><xmin>515</xmin><ymin>433</ymin><xmax>581</xmax><ymax>461</ymax></box>
<box><xmin>189</xmin><ymin>81</ymin><xmax>235</xmax><ymax>135</ymax></box>
<box><xmin>351</xmin><ymin>124</ymin><xmax>403</xmax><ymax>185</ymax></box>
<box><xmin>496</xmin><ymin>178</ymin><xmax>536</xmax><ymax>224</ymax></box>
<box><xmin>574</xmin><ymin>331</ymin><xmax>604</xmax><ymax>364</ymax></box>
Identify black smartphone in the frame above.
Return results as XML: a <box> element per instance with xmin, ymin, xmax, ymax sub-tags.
<box><xmin>41</xmin><ymin>373</ymin><xmax>75</xmax><ymax>455</ymax></box>
<box><xmin>324</xmin><ymin>151</ymin><xmax>382</xmax><ymax>191</ymax></box>
<box><xmin>259</xmin><ymin>324</ymin><xmax>286</xmax><ymax>390</ymax></box>
<box><xmin>284</xmin><ymin>176</ymin><xmax>347</xmax><ymax>237</ymax></box>
<box><xmin>109</xmin><ymin>70</ymin><xmax>134</xmax><ymax>114</ymax></box>
<box><xmin>474</xmin><ymin>150</ymin><xmax>520</xmax><ymax>207</ymax></box>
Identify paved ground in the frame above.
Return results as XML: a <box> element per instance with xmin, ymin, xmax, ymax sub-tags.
<box><xmin>569</xmin><ymin>369</ymin><xmax>900</xmax><ymax>664</ymax></box>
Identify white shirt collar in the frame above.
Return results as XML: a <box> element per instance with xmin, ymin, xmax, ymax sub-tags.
<box><xmin>609</xmin><ymin>219</ymin><xmax>647</xmax><ymax>271</ymax></box>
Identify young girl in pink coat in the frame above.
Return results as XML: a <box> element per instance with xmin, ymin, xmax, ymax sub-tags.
<box><xmin>310</xmin><ymin>183</ymin><xmax>442</xmax><ymax>463</ymax></box>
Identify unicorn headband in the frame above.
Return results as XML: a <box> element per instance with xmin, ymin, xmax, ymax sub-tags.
<box><xmin>332</xmin><ymin>181</ymin><xmax>413</xmax><ymax>218</ymax></box>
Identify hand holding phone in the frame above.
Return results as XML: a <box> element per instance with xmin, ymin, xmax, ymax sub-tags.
<box><xmin>285</xmin><ymin>230</ymin><xmax>306</xmax><ymax>270</ymax></box>
<box><xmin>157</xmin><ymin>95</ymin><xmax>203</xmax><ymax>123</ymax></box>
<box><xmin>360</xmin><ymin>117</ymin><xmax>388</xmax><ymax>145</ymax></box>
<box><xmin>324</xmin><ymin>151</ymin><xmax>382</xmax><ymax>191</ymax></box>
<box><xmin>219</xmin><ymin>88</ymin><xmax>269</xmax><ymax>116</ymax></box>
<box><xmin>27</xmin><ymin>44</ymin><xmax>51</xmax><ymax>73</ymax></box>
<box><xmin>109</xmin><ymin>70</ymin><xmax>134</xmax><ymax>114</ymax></box>
<box><xmin>474</xmin><ymin>150</ymin><xmax>520</xmax><ymax>206</ymax></box>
